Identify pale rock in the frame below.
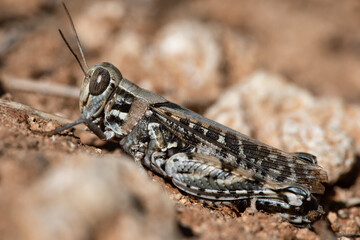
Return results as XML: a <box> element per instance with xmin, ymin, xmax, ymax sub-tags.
<box><xmin>205</xmin><ymin>71</ymin><xmax>358</xmax><ymax>183</ymax></box>
<box><xmin>105</xmin><ymin>20</ymin><xmax>223</xmax><ymax>105</ymax></box>
<box><xmin>145</xmin><ymin>20</ymin><xmax>222</xmax><ymax>105</ymax></box>
<box><xmin>76</xmin><ymin>1</ymin><xmax>125</xmax><ymax>50</ymax></box>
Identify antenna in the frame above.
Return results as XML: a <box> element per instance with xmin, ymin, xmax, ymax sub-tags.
<box><xmin>62</xmin><ymin>2</ymin><xmax>89</xmax><ymax>69</ymax></box>
<box><xmin>58</xmin><ymin>29</ymin><xmax>87</xmax><ymax>76</ymax></box>
<box><xmin>36</xmin><ymin>3</ymin><xmax>91</xmax><ymax>137</ymax></box>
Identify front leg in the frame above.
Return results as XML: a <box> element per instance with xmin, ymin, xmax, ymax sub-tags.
<box><xmin>86</xmin><ymin>120</ymin><xmax>112</xmax><ymax>141</ymax></box>
<box><xmin>146</xmin><ymin>122</ymin><xmax>175</xmax><ymax>176</ymax></box>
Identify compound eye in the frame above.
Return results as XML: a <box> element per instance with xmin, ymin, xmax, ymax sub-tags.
<box><xmin>89</xmin><ymin>67</ymin><xmax>110</xmax><ymax>96</ymax></box>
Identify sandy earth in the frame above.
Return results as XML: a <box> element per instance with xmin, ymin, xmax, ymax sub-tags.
<box><xmin>1</xmin><ymin>0</ymin><xmax>360</xmax><ymax>239</ymax></box>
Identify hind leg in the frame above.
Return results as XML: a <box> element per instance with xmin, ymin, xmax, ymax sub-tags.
<box><xmin>163</xmin><ymin>152</ymin><xmax>321</xmax><ymax>224</ymax></box>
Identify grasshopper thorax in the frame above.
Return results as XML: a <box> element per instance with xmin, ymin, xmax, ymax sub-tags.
<box><xmin>79</xmin><ymin>62</ymin><xmax>122</xmax><ymax>120</ymax></box>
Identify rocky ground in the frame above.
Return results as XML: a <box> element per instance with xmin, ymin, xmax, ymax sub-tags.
<box><xmin>1</xmin><ymin>0</ymin><xmax>360</xmax><ymax>239</ymax></box>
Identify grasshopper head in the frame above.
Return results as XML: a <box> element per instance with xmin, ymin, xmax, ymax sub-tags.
<box><xmin>42</xmin><ymin>5</ymin><xmax>126</xmax><ymax>139</ymax></box>
<box><xmin>79</xmin><ymin>62</ymin><xmax>122</xmax><ymax>120</ymax></box>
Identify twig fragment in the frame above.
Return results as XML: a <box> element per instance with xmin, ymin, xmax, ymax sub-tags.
<box><xmin>1</xmin><ymin>76</ymin><xmax>79</xmax><ymax>98</ymax></box>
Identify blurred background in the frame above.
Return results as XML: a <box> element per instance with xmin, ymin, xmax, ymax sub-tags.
<box><xmin>1</xmin><ymin>1</ymin><xmax>360</xmax><ymax>239</ymax></box>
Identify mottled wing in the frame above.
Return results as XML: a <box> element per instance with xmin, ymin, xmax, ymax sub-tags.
<box><xmin>149</xmin><ymin>102</ymin><xmax>328</xmax><ymax>194</ymax></box>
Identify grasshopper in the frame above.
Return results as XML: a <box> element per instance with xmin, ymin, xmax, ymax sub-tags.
<box><xmin>45</xmin><ymin>4</ymin><xmax>328</xmax><ymax>225</ymax></box>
